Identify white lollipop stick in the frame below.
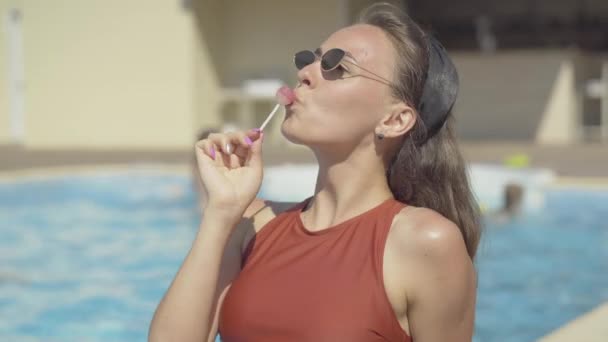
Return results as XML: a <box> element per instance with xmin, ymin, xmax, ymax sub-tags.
<box><xmin>258</xmin><ymin>103</ymin><xmax>281</xmax><ymax>131</ymax></box>
<box><xmin>258</xmin><ymin>86</ymin><xmax>294</xmax><ymax>131</ymax></box>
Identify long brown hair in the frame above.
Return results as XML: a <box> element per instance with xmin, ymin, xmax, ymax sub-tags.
<box><xmin>360</xmin><ymin>3</ymin><xmax>482</xmax><ymax>259</ymax></box>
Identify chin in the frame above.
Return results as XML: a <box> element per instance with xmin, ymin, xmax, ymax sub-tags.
<box><xmin>280</xmin><ymin>119</ymin><xmax>308</xmax><ymax>145</ymax></box>
<box><xmin>280</xmin><ymin>123</ymin><xmax>303</xmax><ymax>145</ymax></box>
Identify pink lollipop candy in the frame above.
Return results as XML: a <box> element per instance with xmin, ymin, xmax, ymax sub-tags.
<box><xmin>259</xmin><ymin>86</ymin><xmax>296</xmax><ymax>131</ymax></box>
<box><xmin>276</xmin><ymin>86</ymin><xmax>296</xmax><ymax>106</ymax></box>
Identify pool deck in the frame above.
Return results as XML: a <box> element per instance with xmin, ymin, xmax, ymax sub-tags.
<box><xmin>1</xmin><ymin>142</ymin><xmax>608</xmax><ymax>179</ymax></box>
<box><xmin>538</xmin><ymin>302</ymin><xmax>608</xmax><ymax>342</ymax></box>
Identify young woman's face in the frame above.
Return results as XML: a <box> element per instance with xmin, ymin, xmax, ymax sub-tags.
<box><xmin>281</xmin><ymin>24</ymin><xmax>399</xmax><ymax>149</ymax></box>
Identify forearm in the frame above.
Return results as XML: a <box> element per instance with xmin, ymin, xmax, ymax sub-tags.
<box><xmin>148</xmin><ymin>215</ymin><xmax>237</xmax><ymax>342</ymax></box>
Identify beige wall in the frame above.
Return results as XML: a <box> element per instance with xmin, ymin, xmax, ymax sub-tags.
<box><xmin>0</xmin><ymin>0</ymin><xmax>359</xmax><ymax>150</ymax></box>
<box><xmin>192</xmin><ymin>0</ymin><xmax>223</xmax><ymax>131</ymax></box>
<box><xmin>212</xmin><ymin>0</ymin><xmax>348</xmax><ymax>87</ymax></box>
<box><xmin>18</xmin><ymin>0</ymin><xmax>195</xmax><ymax>149</ymax></box>
<box><xmin>1</xmin><ymin>0</ymin><xmax>397</xmax><ymax>149</ymax></box>
<box><xmin>191</xmin><ymin>0</ymin><xmax>352</xmax><ymax>134</ymax></box>
<box><xmin>0</xmin><ymin>1</ymin><xmax>14</xmax><ymax>144</ymax></box>
<box><xmin>11</xmin><ymin>1</ymin><xmax>582</xmax><ymax>150</ymax></box>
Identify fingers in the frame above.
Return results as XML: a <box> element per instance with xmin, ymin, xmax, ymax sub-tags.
<box><xmin>195</xmin><ymin>129</ymin><xmax>262</xmax><ymax>164</ymax></box>
<box><xmin>245</xmin><ymin>132</ymin><xmax>264</xmax><ymax>168</ymax></box>
<box><xmin>195</xmin><ymin>138</ymin><xmax>217</xmax><ymax>162</ymax></box>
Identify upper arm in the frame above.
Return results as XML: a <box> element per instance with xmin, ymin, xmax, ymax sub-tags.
<box><xmin>205</xmin><ymin>198</ymin><xmax>267</xmax><ymax>342</ymax></box>
<box><xmin>401</xmin><ymin>211</ymin><xmax>477</xmax><ymax>342</ymax></box>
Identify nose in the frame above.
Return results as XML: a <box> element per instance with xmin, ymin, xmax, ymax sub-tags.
<box><xmin>296</xmin><ymin>59</ymin><xmax>319</xmax><ymax>88</ymax></box>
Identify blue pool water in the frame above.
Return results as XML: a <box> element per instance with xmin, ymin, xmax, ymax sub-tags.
<box><xmin>0</xmin><ymin>169</ymin><xmax>607</xmax><ymax>342</ymax></box>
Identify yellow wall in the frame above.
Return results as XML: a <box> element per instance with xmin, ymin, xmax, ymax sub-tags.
<box><xmin>215</xmin><ymin>0</ymin><xmax>348</xmax><ymax>87</ymax></box>
<box><xmin>21</xmin><ymin>0</ymin><xmax>195</xmax><ymax>149</ymax></box>
<box><xmin>192</xmin><ymin>0</ymin><xmax>223</xmax><ymax>132</ymax></box>
<box><xmin>191</xmin><ymin>0</ymin><xmax>350</xmax><ymax>135</ymax></box>
<box><xmin>0</xmin><ymin>1</ymin><xmax>14</xmax><ymax>144</ymax></box>
<box><xmin>0</xmin><ymin>0</ymin><xmax>404</xmax><ymax>149</ymax></box>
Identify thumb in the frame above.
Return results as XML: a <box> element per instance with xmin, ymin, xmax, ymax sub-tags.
<box><xmin>246</xmin><ymin>132</ymin><xmax>264</xmax><ymax>168</ymax></box>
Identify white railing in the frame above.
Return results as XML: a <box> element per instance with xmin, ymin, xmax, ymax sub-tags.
<box><xmin>218</xmin><ymin>79</ymin><xmax>286</xmax><ymax>144</ymax></box>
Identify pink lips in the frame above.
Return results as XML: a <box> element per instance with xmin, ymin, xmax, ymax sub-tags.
<box><xmin>276</xmin><ymin>86</ymin><xmax>296</xmax><ymax>106</ymax></box>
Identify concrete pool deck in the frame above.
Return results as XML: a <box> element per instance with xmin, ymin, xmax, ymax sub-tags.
<box><xmin>1</xmin><ymin>142</ymin><xmax>608</xmax><ymax>178</ymax></box>
<box><xmin>538</xmin><ymin>302</ymin><xmax>608</xmax><ymax>342</ymax></box>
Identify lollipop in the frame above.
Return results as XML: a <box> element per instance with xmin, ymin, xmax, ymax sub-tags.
<box><xmin>276</xmin><ymin>86</ymin><xmax>296</xmax><ymax>106</ymax></box>
<box><xmin>259</xmin><ymin>86</ymin><xmax>295</xmax><ymax>131</ymax></box>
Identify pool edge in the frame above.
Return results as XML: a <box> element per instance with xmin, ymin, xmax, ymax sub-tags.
<box><xmin>0</xmin><ymin>163</ymin><xmax>191</xmax><ymax>182</ymax></box>
<box><xmin>538</xmin><ymin>302</ymin><xmax>608</xmax><ymax>342</ymax></box>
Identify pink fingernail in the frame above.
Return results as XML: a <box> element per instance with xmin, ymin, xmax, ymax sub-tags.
<box><xmin>210</xmin><ymin>147</ymin><xmax>216</xmax><ymax>159</ymax></box>
<box><xmin>245</xmin><ymin>137</ymin><xmax>253</xmax><ymax>146</ymax></box>
<box><xmin>252</xmin><ymin>128</ymin><xmax>261</xmax><ymax>133</ymax></box>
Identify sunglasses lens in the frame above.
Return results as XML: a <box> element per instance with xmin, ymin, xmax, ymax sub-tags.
<box><xmin>321</xmin><ymin>49</ymin><xmax>345</xmax><ymax>71</ymax></box>
<box><xmin>294</xmin><ymin>50</ymin><xmax>316</xmax><ymax>70</ymax></box>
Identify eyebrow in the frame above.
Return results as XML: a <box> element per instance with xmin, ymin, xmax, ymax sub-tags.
<box><xmin>315</xmin><ymin>47</ymin><xmax>359</xmax><ymax>63</ymax></box>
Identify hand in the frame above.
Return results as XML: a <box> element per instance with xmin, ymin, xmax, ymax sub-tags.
<box><xmin>194</xmin><ymin>129</ymin><xmax>264</xmax><ymax>223</ymax></box>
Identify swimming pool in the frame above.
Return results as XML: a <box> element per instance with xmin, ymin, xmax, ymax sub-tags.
<box><xmin>0</xmin><ymin>168</ymin><xmax>606</xmax><ymax>341</ymax></box>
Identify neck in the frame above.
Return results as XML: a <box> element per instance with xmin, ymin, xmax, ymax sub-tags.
<box><xmin>302</xmin><ymin>146</ymin><xmax>394</xmax><ymax>231</ymax></box>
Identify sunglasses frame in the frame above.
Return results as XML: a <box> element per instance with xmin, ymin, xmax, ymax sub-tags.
<box><xmin>294</xmin><ymin>48</ymin><xmax>394</xmax><ymax>88</ymax></box>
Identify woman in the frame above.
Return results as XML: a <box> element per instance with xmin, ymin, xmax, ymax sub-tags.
<box><xmin>150</xmin><ymin>3</ymin><xmax>481</xmax><ymax>342</ymax></box>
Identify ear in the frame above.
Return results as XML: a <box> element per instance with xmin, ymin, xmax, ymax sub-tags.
<box><xmin>376</xmin><ymin>102</ymin><xmax>417</xmax><ymax>138</ymax></box>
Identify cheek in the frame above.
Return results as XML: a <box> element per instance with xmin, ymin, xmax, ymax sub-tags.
<box><xmin>282</xmin><ymin>83</ymin><xmax>386</xmax><ymax>143</ymax></box>
<box><xmin>318</xmin><ymin>83</ymin><xmax>386</xmax><ymax>129</ymax></box>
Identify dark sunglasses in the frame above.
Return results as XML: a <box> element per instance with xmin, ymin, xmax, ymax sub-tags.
<box><xmin>294</xmin><ymin>48</ymin><xmax>393</xmax><ymax>87</ymax></box>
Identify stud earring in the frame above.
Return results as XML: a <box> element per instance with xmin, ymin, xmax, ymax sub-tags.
<box><xmin>376</xmin><ymin>133</ymin><xmax>384</xmax><ymax>140</ymax></box>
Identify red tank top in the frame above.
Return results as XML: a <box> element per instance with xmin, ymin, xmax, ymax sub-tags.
<box><xmin>219</xmin><ymin>197</ymin><xmax>412</xmax><ymax>342</ymax></box>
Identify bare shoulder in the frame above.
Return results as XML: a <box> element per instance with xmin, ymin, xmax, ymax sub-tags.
<box><xmin>387</xmin><ymin>208</ymin><xmax>477</xmax><ymax>340</ymax></box>
<box><xmin>390</xmin><ymin>206</ymin><xmax>470</xmax><ymax>261</ymax></box>
<box><xmin>387</xmin><ymin>206</ymin><xmax>475</xmax><ymax>296</ymax></box>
